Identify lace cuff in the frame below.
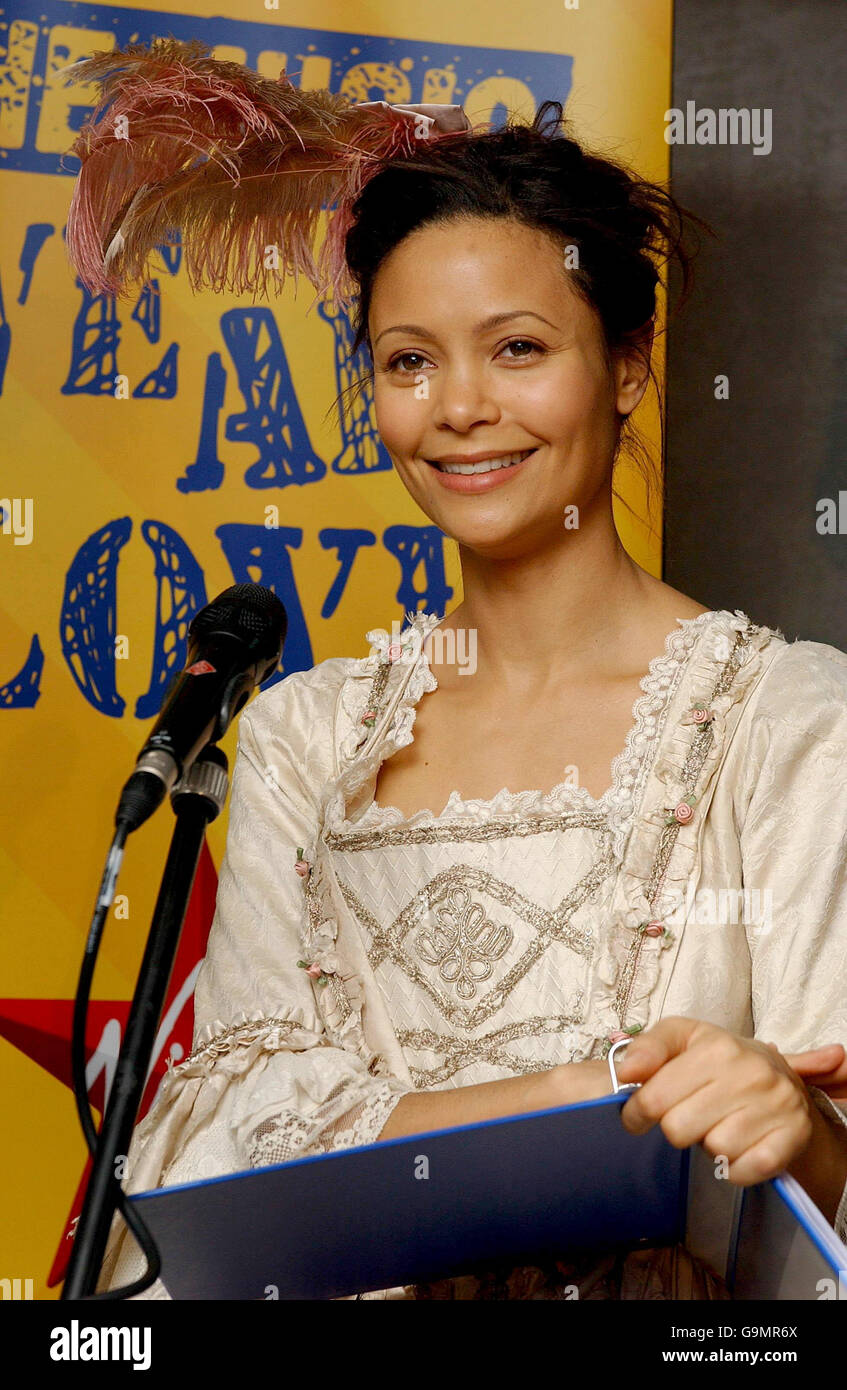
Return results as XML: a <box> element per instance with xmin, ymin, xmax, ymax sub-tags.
<box><xmin>808</xmin><ymin>1086</ymin><xmax>847</xmax><ymax>1244</ymax></box>
<box><xmin>246</xmin><ymin>1073</ymin><xmax>411</xmax><ymax>1168</ymax></box>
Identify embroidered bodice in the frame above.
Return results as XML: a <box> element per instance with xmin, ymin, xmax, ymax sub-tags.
<box><xmin>322</xmin><ymin>612</ymin><xmax>716</xmax><ymax>1090</ymax></box>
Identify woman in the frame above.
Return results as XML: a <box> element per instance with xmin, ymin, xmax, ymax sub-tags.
<box><xmin>66</xmin><ymin>43</ymin><xmax>847</xmax><ymax>1300</ymax></box>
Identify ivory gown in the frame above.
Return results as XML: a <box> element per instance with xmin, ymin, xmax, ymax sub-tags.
<box><xmin>95</xmin><ymin>608</ymin><xmax>847</xmax><ymax>1299</ymax></box>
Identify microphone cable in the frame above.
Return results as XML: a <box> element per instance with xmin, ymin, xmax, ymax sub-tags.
<box><xmin>69</xmin><ymin>817</ymin><xmax>163</xmax><ymax>1300</ymax></box>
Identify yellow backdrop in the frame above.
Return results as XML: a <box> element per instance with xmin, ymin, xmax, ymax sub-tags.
<box><xmin>0</xmin><ymin>0</ymin><xmax>673</xmax><ymax>1296</ymax></box>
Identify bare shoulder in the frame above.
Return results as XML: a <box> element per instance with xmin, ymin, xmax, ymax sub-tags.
<box><xmin>641</xmin><ymin>577</ymin><xmax>711</xmax><ymax>623</ymax></box>
<box><xmin>615</xmin><ymin>581</ymin><xmax>711</xmax><ymax>681</ymax></box>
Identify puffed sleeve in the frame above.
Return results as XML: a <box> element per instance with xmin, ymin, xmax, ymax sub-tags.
<box><xmin>95</xmin><ymin>670</ymin><xmax>414</xmax><ymax>1298</ymax></box>
<box><xmin>738</xmin><ymin>640</ymin><xmax>847</xmax><ymax>1241</ymax></box>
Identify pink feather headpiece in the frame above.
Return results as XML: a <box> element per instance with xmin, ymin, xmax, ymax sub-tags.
<box><xmin>58</xmin><ymin>37</ymin><xmax>477</xmax><ymax>308</ymax></box>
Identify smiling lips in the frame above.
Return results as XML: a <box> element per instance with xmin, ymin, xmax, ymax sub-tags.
<box><xmin>430</xmin><ymin>449</ymin><xmax>535</xmax><ymax>475</ymax></box>
<box><xmin>425</xmin><ymin>447</ymin><xmax>538</xmax><ymax>493</ymax></box>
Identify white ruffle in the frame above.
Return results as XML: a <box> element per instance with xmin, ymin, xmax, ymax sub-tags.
<box><xmin>328</xmin><ymin>610</ymin><xmax>442</xmax><ymax>818</ymax></box>
<box><xmin>587</xmin><ymin>610</ymin><xmax>782</xmax><ymax>1051</ymax></box>
<box><xmin>178</xmin><ymin>1010</ymin><xmax>327</xmax><ymax>1071</ymax></box>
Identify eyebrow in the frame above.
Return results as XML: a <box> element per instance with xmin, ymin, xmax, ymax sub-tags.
<box><xmin>373</xmin><ymin>310</ymin><xmax>560</xmax><ymax>348</ymax></box>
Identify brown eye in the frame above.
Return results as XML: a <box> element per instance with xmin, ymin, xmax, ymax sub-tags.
<box><xmin>389</xmin><ymin>351</ymin><xmax>430</xmax><ymax>372</ymax></box>
<box><xmin>502</xmin><ymin>339</ymin><xmax>543</xmax><ymax>359</ymax></box>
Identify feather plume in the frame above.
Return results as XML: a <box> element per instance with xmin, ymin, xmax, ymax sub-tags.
<box><xmin>60</xmin><ymin>38</ymin><xmax>472</xmax><ymax>306</ymax></box>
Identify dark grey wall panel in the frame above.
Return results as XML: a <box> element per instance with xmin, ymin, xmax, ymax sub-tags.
<box><xmin>665</xmin><ymin>0</ymin><xmax>846</xmax><ymax>645</ymax></box>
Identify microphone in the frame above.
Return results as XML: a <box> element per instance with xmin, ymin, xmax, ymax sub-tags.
<box><xmin>115</xmin><ymin>583</ymin><xmax>287</xmax><ymax>832</ymax></box>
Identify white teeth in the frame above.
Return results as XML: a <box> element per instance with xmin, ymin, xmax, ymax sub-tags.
<box><xmin>437</xmin><ymin>450</ymin><xmax>533</xmax><ymax>475</ymax></box>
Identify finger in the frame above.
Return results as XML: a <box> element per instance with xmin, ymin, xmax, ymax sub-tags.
<box><xmin>623</xmin><ymin>1052</ymin><xmax>795</xmax><ymax>1146</ymax></box>
<box><xmin>789</xmin><ymin>1060</ymin><xmax>847</xmax><ymax>1088</ymax></box>
<box><xmin>620</xmin><ymin>1031</ymin><xmax>749</xmax><ymax>1134</ymax></box>
<box><xmin>720</xmin><ymin>1121</ymin><xmax>811</xmax><ymax>1187</ymax></box>
<box><xmin>626</xmin><ymin>1081</ymin><xmax>748</xmax><ymax>1148</ymax></box>
<box><xmin>793</xmin><ymin>1067</ymin><xmax>847</xmax><ymax>1090</ymax></box>
<box><xmin>615</xmin><ymin>1016</ymin><xmax>702</xmax><ymax>1082</ymax></box>
<box><xmin>621</xmin><ymin>1036</ymin><xmax>806</xmax><ymax>1139</ymax></box>
<box><xmin>697</xmin><ymin>1088</ymin><xmax>810</xmax><ymax>1171</ymax></box>
<box><xmin>785</xmin><ymin>1043</ymin><xmax>846</xmax><ymax>1076</ymax></box>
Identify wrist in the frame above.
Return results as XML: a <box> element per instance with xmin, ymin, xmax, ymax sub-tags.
<box><xmin>544</xmin><ymin>1058</ymin><xmax>611</xmax><ymax>1107</ymax></box>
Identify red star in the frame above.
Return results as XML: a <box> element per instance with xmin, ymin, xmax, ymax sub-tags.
<box><xmin>0</xmin><ymin>839</ymin><xmax>218</xmax><ymax>1287</ymax></box>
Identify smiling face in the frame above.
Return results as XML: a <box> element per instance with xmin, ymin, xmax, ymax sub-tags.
<box><xmin>368</xmin><ymin>216</ymin><xmax>650</xmax><ymax>559</ymax></box>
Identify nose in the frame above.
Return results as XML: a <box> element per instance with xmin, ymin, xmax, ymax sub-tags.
<box><xmin>432</xmin><ymin>360</ymin><xmax>501</xmax><ymax>433</ymax></box>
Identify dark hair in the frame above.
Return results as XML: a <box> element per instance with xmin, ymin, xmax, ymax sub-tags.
<box><xmin>336</xmin><ymin>100</ymin><xmax>711</xmax><ymax>527</ymax></box>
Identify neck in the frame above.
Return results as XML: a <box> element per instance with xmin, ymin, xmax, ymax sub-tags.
<box><xmin>441</xmin><ymin>502</ymin><xmax>662</xmax><ymax>692</ymax></box>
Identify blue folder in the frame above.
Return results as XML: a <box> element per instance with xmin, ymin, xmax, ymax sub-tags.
<box><xmin>128</xmin><ymin>1089</ymin><xmax>847</xmax><ymax>1300</ymax></box>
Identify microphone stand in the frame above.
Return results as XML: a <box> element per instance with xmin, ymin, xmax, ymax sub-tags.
<box><xmin>62</xmin><ymin>745</ymin><xmax>229</xmax><ymax>1300</ymax></box>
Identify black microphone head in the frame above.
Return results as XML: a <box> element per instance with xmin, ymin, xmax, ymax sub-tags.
<box><xmin>189</xmin><ymin>584</ymin><xmax>287</xmax><ymax>681</ymax></box>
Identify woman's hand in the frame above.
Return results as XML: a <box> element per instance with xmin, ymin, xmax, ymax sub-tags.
<box><xmin>783</xmin><ymin>1042</ymin><xmax>847</xmax><ymax>1100</ymax></box>
<box><xmin>614</xmin><ymin>1016</ymin><xmax>816</xmax><ymax>1185</ymax></box>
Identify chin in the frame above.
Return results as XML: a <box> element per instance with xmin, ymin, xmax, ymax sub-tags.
<box><xmin>451</xmin><ymin>528</ymin><xmax>534</xmax><ymax>559</ymax></box>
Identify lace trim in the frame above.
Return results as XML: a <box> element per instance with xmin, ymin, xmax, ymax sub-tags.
<box><xmin>332</xmin><ymin>608</ymin><xmax>716</xmax><ymax>864</ymax></box>
<box><xmin>247</xmin><ymin>1079</ymin><xmax>407</xmax><ymax>1168</ymax></box>
<box><xmin>586</xmin><ymin>611</ymin><xmax>783</xmax><ymax>1054</ymax></box>
<box><xmin>126</xmin><ymin>1010</ymin><xmax>335</xmax><ymax>1158</ymax></box>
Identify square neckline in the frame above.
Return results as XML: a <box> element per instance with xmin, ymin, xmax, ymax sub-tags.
<box><xmin>358</xmin><ymin>609</ymin><xmax>718</xmax><ymax>833</ymax></box>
